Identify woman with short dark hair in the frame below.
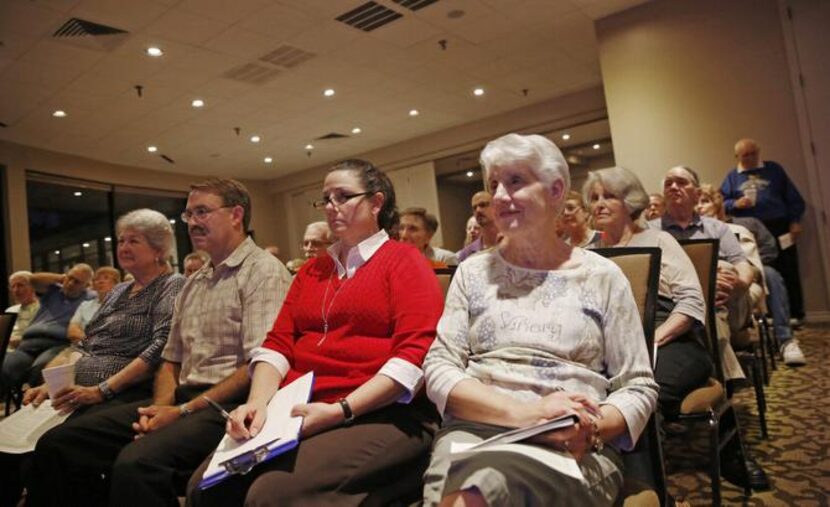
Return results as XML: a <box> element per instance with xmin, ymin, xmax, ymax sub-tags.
<box><xmin>188</xmin><ymin>159</ymin><xmax>444</xmax><ymax>507</ymax></box>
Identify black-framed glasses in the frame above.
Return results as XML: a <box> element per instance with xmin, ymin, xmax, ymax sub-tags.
<box><xmin>312</xmin><ymin>192</ymin><xmax>372</xmax><ymax>210</ymax></box>
<box><xmin>180</xmin><ymin>205</ymin><xmax>234</xmax><ymax>224</ymax></box>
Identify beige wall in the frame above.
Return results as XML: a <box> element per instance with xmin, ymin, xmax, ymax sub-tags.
<box><xmin>597</xmin><ymin>0</ymin><xmax>830</xmax><ymax>316</ymax></box>
<box><xmin>0</xmin><ymin>140</ymin><xmax>282</xmax><ymax>270</ymax></box>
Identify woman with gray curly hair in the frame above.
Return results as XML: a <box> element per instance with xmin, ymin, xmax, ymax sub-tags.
<box><xmin>23</xmin><ymin>208</ymin><xmax>185</xmax><ymax>409</ymax></box>
<box><xmin>582</xmin><ymin>166</ymin><xmax>712</xmax><ymax>419</ymax></box>
<box><xmin>422</xmin><ymin>135</ymin><xmax>657</xmax><ymax>506</ymax></box>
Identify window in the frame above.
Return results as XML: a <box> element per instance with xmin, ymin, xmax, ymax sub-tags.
<box><xmin>26</xmin><ymin>173</ymin><xmax>189</xmax><ymax>274</ymax></box>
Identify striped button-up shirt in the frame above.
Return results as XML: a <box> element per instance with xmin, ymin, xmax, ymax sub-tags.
<box><xmin>162</xmin><ymin>237</ymin><xmax>293</xmax><ymax>386</ymax></box>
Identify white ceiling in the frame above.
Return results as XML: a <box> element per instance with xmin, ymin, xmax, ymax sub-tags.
<box><xmin>0</xmin><ymin>0</ymin><xmax>648</xmax><ymax>179</ymax></box>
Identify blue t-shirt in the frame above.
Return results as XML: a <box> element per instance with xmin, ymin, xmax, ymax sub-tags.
<box><xmin>22</xmin><ymin>284</ymin><xmax>96</xmax><ymax>342</ymax></box>
<box><xmin>720</xmin><ymin>161</ymin><xmax>805</xmax><ymax>223</ymax></box>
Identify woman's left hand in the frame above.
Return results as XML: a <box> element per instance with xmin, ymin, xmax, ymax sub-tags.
<box><xmin>291</xmin><ymin>402</ymin><xmax>345</xmax><ymax>438</ymax></box>
<box><xmin>52</xmin><ymin>385</ymin><xmax>104</xmax><ymax>414</ymax></box>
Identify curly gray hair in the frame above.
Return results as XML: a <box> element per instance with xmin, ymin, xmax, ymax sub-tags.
<box><xmin>582</xmin><ymin>166</ymin><xmax>650</xmax><ymax>220</ymax></box>
<box><xmin>115</xmin><ymin>209</ymin><xmax>174</xmax><ymax>261</ymax></box>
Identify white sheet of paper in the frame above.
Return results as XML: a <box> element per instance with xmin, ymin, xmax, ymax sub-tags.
<box><xmin>202</xmin><ymin>372</ymin><xmax>314</xmax><ymax>480</ymax></box>
<box><xmin>450</xmin><ymin>441</ymin><xmax>585</xmax><ymax>482</ymax></box>
<box><xmin>0</xmin><ymin>401</ymin><xmax>70</xmax><ymax>453</ymax></box>
<box><xmin>778</xmin><ymin>232</ymin><xmax>794</xmax><ymax>250</ymax></box>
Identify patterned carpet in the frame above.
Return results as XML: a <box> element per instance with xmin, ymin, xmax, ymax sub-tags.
<box><xmin>663</xmin><ymin>323</ymin><xmax>830</xmax><ymax>506</ymax></box>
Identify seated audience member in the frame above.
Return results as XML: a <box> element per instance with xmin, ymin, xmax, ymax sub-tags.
<box><xmin>558</xmin><ymin>190</ymin><xmax>602</xmax><ymax>247</ymax></box>
<box><xmin>301</xmin><ymin>221</ymin><xmax>332</xmax><ymax>259</ymax></box>
<box><xmin>422</xmin><ymin>134</ymin><xmax>657</xmax><ymax>506</ymax></box>
<box><xmin>27</xmin><ymin>179</ymin><xmax>293</xmax><ymax>507</ymax></box>
<box><xmin>66</xmin><ymin>266</ymin><xmax>121</xmax><ymax>343</ymax></box>
<box><xmin>188</xmin><ymin>159</ymin><xmax>444</xmax><ymax>507</ymax></box>
<box><xmin>644</xmin><ymin>193</ymin><xmax>666</xmax><ymax>221</ymax></box>
<box><xmin>183</xmin><ymin>250</ymin><xmax>210</xmax><ymax>277</ymax></box>
<box><xmin>0</xmin><ymin>209</ymin><xmax>185</xmax><ymax>507</ymax></box>
<box><xmin>1</xmin><ymin>264</ymin><xmax>94</xmax><ymax>393</ymax></box>
<box><xmin>457</xmin><ymin>191</ymin><xmax>499</xmax><ymax>262</ymax></box>
<box><xmin>264</xmin><ymin>245</ymin><xmax>281</xmax><ymax>259</ymax></box>
<box><xmin>697</xmin><ymin>185</ymin><xmax>805</xmax><ymax>366</ymax></box>
<box><xmin>584</xmin><ymin>167</ymin><xmax>710</xmax><ymax>418</ymax></box>
<box><xmin>649</xmin><ymin>166</ymin><xmax>768</xmax><ymax>491</ymax></box>
<box><xmin>463</xmin><ymin>215</ymin><xmax>481</xmax><ymax>247</ymax></box>
<box><xmin>721</xmin><ymin>138</ymin><xmax>807</xmax><ymax>325</ymax></box>
<box><xmin>400</xmin><ymin>207</ymin><xmax>459</xmax><ymax>267</ymax></box>
<box><xmin>5</xmin><ymin>271</ymin><xmax>41</xmax><ymax>350</ymax></box>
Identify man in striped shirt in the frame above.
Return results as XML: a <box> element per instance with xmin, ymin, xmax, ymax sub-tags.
<box><xmin>29</xmin><ymin>178</ymin><xmax>293</xmax><ymax>507</ymax></box>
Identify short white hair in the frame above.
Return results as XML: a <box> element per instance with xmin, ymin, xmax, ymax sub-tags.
<box><xmin>479</xmin><ymin>133</ymin><xmax>570</xmax><ymax>191</ymax></box>
<box><xmin>116</xmin><ymin>209</ymin><xmax>174</xmax><ymax>258</ymax></box>
<box><xmin>304</xmin><ymin>221</ymin><xmax>332</xmax><ymax>242</ymax></box>
<box><xmin>582</xmin><ymin>166</ymin><xmax>650</xmax><ymax>219</ymax></box>
<box><xmin>9</xmin><ymin>271</ymin><xmax>33</xmax><ymax>284</ymax></box>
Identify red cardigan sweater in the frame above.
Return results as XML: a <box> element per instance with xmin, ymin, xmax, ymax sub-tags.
<box><xmin>262</xmin><ymin>240</ymin><xmax>444</xmax><ymax>403</ymax></box>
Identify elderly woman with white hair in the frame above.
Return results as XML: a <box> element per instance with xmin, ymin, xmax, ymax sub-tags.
<box><xmin>421</xmin><ymin>135</ymin><xmax>658</xmax><ymax>506</ymax></box>
<box><xmin>582</xmin><ymin>166</ymin><xmax>713</xmax><ymax>419</ymax></box>
<box><xmin>0</xmin><ymin>209</ymin><xmax>185</xmax><ymax>507</ymax></box>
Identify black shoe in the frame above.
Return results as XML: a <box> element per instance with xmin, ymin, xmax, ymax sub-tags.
<box><xmin>721</xmin><ymin>456</ymin><xmax>771</xmax><ymax>491</ymax></box>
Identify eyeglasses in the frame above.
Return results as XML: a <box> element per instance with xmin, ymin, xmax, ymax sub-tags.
<box><xmin>180</xmin><ymin>205</ymin><xmax>233</xmax><ymax>224</ymax></box>
<box><xmin>312</xmin><ymin>192</ymin><xmax>372</xmax><ymax>210</ymax></box>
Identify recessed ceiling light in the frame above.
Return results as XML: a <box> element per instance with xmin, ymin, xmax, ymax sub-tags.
<box><xmin>191</xmin><ymin>99</ymin><xmax>205</xmax><ymax>108</ymax></box>
<box><xmin>305</xmin><ymin>144</ymin><xmax>314</xmax><ymax>151</ymax></box>
<box><xmin>593</xmin><ymin>143</ymin><xmax>601</xmax><ymax>150</ymax></box>
<box><xmin>52</xmin><ymin>110</ymin><xmax>67</xmax><ymax>118</ymax></box>
<box><xmin>146</xmin><ymin>46</ymin><xmax>163</xmax><ymax>57</ymax></box>
<box><xmin>562</xmin><ymin>133</ymin><xmax>571</xmax><ymax>140</ymax></box>
<box><xmin>409</xmin><ymin>109</ymin><xmax>419</xmax><ymax>117</ymax></box>
<box><xmin>147</xmin><ymin>145</ymin><xmax>158</xmax><ymax>153</ymax></box>
<box><xmin>473</xmin><ymin>88</ymin><xmax>485</xmax><ymax>96</ymax></box>
<box><xmin>104</xmin><ymin>237</ymin><xmax>112</xmax><ymax>242</ymax></box>
<box><xmin>169</xmin><ymin>219</ymin><xmax>176</xmax><ymax>224</ymax></box>
<box><xmin>54</xmin><ymin>250</ymin><xmax>60</xmax><ymax>255</ymax></box>
<box><xmin>466</xmin><ymin>171</ymin><xmax>474</xmax><ymax>178</ymax></box>
<box><xmin>250</xmin><ymin>135</ymin><xmax>261</xmax><ymax>143</ymax></box>
<box><xmin>82</xmin><ymin>243</ymin><xmax>90</xmax><ymax>248</ymax></box>
<box><xmin>351</xmin><ymin>127</ymin><xmax>362</xmax><ymax>135</ymax></box>
<box><xmin>264</xmin><ymin>156</ymin><xmax>273</xmax><ymax>163</ymax></box>
<box><xmin>323</xmin><ymin>88</ymin><xmax>335</xmax><ymax>97</ymax></box>
<box><xmin>73</xmin><ymin>191</ymin><xmax>82</xmax><ymax>197</ymax></box>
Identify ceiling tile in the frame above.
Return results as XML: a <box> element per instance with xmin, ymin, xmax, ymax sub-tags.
<box><xmin>144</xmin><ymin>8</ymin><xmax>230</xmax><ymax>46</ymax></box>
<box><xmin>69</xmin><ymin>0</ymin><xmax>171</xmax><ymax>33</ymax></box>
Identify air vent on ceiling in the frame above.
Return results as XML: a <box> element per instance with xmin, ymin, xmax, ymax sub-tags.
<box><xmin>54</xmin><ymin>18</ymin><xmax>127</xmax><ymax>37</ymax></box>
<box><xmin>392</xmin><ymin>0</ymin><xmax>439</xmax><ymax>11</ymax></box>
<box><xmin>260</xmin><ymin>45</ymin><xmax>316</xmax><ymax>69</ymax></box>
<box><xmin>315</xmin><ymin>132</ymin><xmax>349</xmax><ymax>140</ymax></box>
<box><xmin>159</xmin><ymin>154</ymin><xmax>175</xmax><ymax>164</ymax></box>
<box><xmin>0</xmin><ymin>121</ymin><xmax>7</xmax><ymax>128</ymax></box>
<box><xmin>336</xmin><ymin>1</ymin><xmax>403</xmax><ymax>32</ymax></box>
<box><xmin>222</xmin><ymin>63</ymin><xmax>282</xmax><ymax>85</ymax></box>
<box><xmin>52</xmin><ymin>17</ymin><xmax>128</xmax><ymax>51</ymax></box>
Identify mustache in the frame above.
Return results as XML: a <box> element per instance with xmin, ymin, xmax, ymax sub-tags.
<box><xmin>189</xmin><ymin>225</ymin><xmax>208</xmax><ymax>236</ymax></box>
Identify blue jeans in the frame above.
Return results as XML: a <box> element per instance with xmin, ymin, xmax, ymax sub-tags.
<box><xmin>763</xmin><ymin>265</ymin><xmax>792</xmax><ymax>343</ymax></box>
<box><xmin>0</xmin><ymin>337</ymin><xmax>68</xmax><ymax>392</ymax></box>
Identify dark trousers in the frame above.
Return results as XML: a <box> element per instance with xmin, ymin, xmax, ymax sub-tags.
<box><xmin>764</xmin><ymin>218</ymin><xmax>805</xmax><ymax>319</ymax></box>
<box><xmin>654</xmin><ymin>336</ymin><xmax>713</xmax><ymax>419</ymax></box>
<box><xmin>187</xmin><ymin>403</ymin><xmax>436</xmax><ymax>507</ymax></box>
<box><xmin>27</xmin><ymin>384</ymin><xmax>239</xmax><ymax>507</ymax></box>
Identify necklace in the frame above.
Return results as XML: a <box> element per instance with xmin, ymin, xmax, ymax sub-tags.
<box><xmin>318</xmin><ymin>270</ymin><xmax>345</xmax><ymax>346</ymax></box>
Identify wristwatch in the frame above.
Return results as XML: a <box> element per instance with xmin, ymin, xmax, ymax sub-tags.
<box><xmin>337</xmin><ymin>398</ymin><xmax>355</xmax><ymax>426</ymax></box>
<box><xmin>98</xmin><ymin>381</ymin><xmax>115</xmax><ymax>400</ymax></box>
<box><xmin>178</xmin><ymin>402</ymin><xmax>194</xmax><ymax>417</ymax></box>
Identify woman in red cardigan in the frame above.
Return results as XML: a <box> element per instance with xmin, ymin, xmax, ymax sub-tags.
<box><xmin>188</xmin><ymin>159</ymin><xmax>444</xmax><ymax>507</ymax></box>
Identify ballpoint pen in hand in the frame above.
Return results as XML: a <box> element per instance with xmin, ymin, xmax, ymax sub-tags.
<box><xmin>203</xmin><ymin>395</ymin><xmax>231</xmax><ymax>420</ymax></box>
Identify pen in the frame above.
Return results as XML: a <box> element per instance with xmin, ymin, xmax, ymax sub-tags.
<box><xmin>202</xmin><ymin>396</ymin><xmax>231</xmax><ymax>420</ymax></box>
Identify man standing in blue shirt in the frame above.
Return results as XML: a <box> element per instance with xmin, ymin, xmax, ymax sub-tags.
<box><xmin>720</xmin><ymin>139</ymin><xmax>807</xmax><ymax>332</ymax></box>
<box><xmin>1</xmin><ymin>264</ymin><xmax>95</xmax><ymax>392</ymax></box>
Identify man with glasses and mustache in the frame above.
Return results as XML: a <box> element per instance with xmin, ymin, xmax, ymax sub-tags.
<box><xmin>28</xmin><ymin>178</ymin><xmax>293</xmax><ymax>507</ymax></box>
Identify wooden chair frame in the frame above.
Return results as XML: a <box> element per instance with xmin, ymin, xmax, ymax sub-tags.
<box><xmin>595</xmin><ymin>247</ymin><xmax>669</xmax><ymax>507</ymax></box>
